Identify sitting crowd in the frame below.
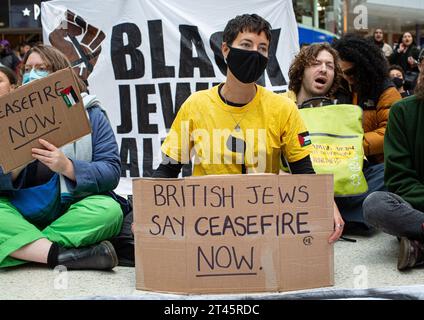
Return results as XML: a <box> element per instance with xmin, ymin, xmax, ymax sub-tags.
<box><xmin>0</xmin><ymin>14</ymin><xmax>423</xmax><ymax>274</ymax></box>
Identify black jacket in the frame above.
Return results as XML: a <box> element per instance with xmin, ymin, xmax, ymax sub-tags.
<box><xmin>389</xmin><ymin>45</ymin><xmax>420</xmax><ymax>73</ymax></box>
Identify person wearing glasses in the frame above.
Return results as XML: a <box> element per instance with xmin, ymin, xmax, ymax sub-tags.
<box><xmin>364</xmin><ymin>48</ymin><xmax>424</xmax><ymax>271</ymax></box>
<box><xmin>332</xmin><ymin>34</ymin><xmax>402</xmax><ymax>165</ymax></box>
<box><xmin>331</xmin><ymin>35</ymin><xmax>401</xmax><ymax>234</ymax></box>
<box><xmin>0</xmin><ymin>44</ymin><xmax>124</xmax><ymax>271</ymax></box>
<box><xmin>284</xmin><ymin>42</ymin><xmax>387</xmax><ymax>235</ymax></box>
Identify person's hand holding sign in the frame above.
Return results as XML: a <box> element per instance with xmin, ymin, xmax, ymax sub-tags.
<box><xmin>329</xmin><ymin>202</ymin><xmax>344</xmax><ymax>244</ymax></box>
<box><xmin>49</xmin><ymin>10</ymin><xmax>105</xmax><ymax>81</ymax></box>
<box><xmin>32</xmin><ymin>139</ymin><xmax>76</xmax><ymax>181</ymax></box>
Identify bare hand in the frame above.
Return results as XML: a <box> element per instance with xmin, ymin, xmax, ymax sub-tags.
<box><xmin>398</xmin><ymin>43</ymin><xmax>406</xmax><ymax>53</ymax></box>
<box><xmin>32</xmin><ymin>139</ymin><xmax>75</xmax><ymax>181</ymax></box>
<box><xmin>408</xmin><ymin>56</ymin><xmax>417</xmax><ymax>66</ymax></box>
<box><xmin>328</xmin><ymin>201</ymin><xmax>344</xmax><ymax>244</ymax></box>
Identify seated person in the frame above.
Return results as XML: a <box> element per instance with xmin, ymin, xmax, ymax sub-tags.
<box><xmin>331</xmin><ymin>35</ymin><xmax>402</xmax><ymax>233</ymax></box>
<box><xmin>284</xmin><ymin>42</ymin><xmax>341</xmax><ymax>107</ymax></box>
<box><xmin>389</xmin><ymin>64</ymin><xmax>412</xmax><ymax>98</ymax></box>
<box><xmin>0</xmin><ymin>45</ymin><xmax>123</xmax><ymax>270</ymax></box>
<box><xmin>284</xmin><ymin>42</ymin><xmax>390</xmax><ymax>234</ymax></box>
<box><xmin>153</xmin><ymin>14</ymin><xmax>344</xmax><ymax>243</ymax></box>
<box><xmin>363</xmin><ymin>58</ymin><xmax>424</xmax><ymax>271</ymax></box>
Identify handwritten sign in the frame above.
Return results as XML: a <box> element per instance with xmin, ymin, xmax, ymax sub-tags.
<box><xmin>0</xmin><ymin>68</ymin><xmax>91</xmax><ymax>173</ymax></box>
<box><xmin>311</xmin><ymin>144</ymin><xmax>357</xmax><ymax>166</ymax></box>
<box><xmin>133</xmin><ymin>174</ymin><xmax>334</xmax><ymax>294</ymax></box>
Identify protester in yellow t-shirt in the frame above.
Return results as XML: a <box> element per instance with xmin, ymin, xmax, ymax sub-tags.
<box><xmin>162</xmin><ymin>85</ymin><xmax>310</xmax><ymax>176</ymax></box>
<box><xmin>154</xmin><ymin>13</ymin><xmax>344</xmax><ymax>243</ymax></box>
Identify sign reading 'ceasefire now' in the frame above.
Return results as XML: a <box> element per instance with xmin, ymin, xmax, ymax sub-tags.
<box><xmin>0</xmin><ymin>68</ymin><xmax>91</xmax><ymax>173</ymax></box>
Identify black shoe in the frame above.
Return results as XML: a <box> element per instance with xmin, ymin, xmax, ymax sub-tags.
<box><xmin>398</xmin><ymin>237</ymin><xmax>424</xmax><ymax>271</ymax></box>
<box><xmin>57</xmin><ymin>241</ymin><xmax>118</xmax><ymax>270</ymax></box>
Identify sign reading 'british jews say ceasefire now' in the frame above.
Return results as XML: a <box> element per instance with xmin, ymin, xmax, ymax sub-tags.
<box><xmin>0</xmin><ymin>68</ymin><xmax>91</xmax><ymax>173</ymax></box>
<box><xmin>133</xmin><ymin>174</ymin><xmax>334</xmax><ymax>294</ymax></box>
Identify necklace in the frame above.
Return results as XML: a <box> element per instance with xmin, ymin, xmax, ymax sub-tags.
<box><xmin>221</xmin><ymin>88</ymin><xmax>252</xmax><ymax>131</ymax></box>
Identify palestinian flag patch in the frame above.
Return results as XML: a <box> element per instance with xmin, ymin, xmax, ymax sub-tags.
<box><xmin>298</xmin><ymin>131</ymin><xmax>311</xmax><ymax>147</ymax></box>
<box><xmin>60</xmin><ymin>86</ymin><xmax>79</xmax><ymax>108</ymax></box>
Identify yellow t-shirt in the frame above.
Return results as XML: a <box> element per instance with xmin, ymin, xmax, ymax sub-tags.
<box><xmin>281</xmin><ymin>90</ymin><xmax>297</xmax><ymax>104</ymax></box>
<box><xmin>161</xmin><ymin>85</ymin><xmax>311</xmax><ymax>176</ymax></box>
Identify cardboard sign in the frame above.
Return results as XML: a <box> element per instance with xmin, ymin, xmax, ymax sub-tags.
<box><xmin>133</xmin><ymin>174</ymin><xmax>334</xmax><ymax>294</ymax></box>
<box><xmin>0</xmin><ymin>68</ymin><xmax>91</xmax><ymax>173</ymax></box>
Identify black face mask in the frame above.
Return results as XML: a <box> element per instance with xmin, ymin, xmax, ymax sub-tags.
<box><xmin>392</xmin><ymin>77</ymin><xmax>404</xmax><ymax>89</ymax></box>
<box><xmin>226</xmin><ymin>46</ymin><xmax>268</xmax><ymax>83</ymax></box>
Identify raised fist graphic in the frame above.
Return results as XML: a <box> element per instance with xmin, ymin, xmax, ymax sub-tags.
<box><xmin>49</xmin><ymin>10</ymin><xmax>105</xmax><ymax>81</ymax></box>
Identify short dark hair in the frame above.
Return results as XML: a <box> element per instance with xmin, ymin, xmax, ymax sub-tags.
<box><xmin>223</xmin><ymin>14</ymin><xmax>272</xmax><ymax>46</ymax></box>
<box><xmin>288</xmin><ymin>43</ymin><xmax>342</xmax><ymax>97</ymax></box>
<box><xmin>388</xmin><ymin>64</ymin><xmax>405</xmax><ymax>78</ymax></box>
<box><xmin>0</xmin><ymin>65</ymin><xmax>17</xmax><ymax>86</ymax></box>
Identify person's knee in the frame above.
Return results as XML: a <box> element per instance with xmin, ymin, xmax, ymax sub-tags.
<box><xmin>78</xmin><ymin>196</ymin><xmax>123</xmax><ymax>232</ymax></box>
<box><xmin>94</xmin><ymin>196</ymin><xmax>123</xmax><ymax>224</ymax></box>
<box><xmin>363</xmin><ymin>191</ymin><xmax>389</xmax><ymax>224</ymax></box>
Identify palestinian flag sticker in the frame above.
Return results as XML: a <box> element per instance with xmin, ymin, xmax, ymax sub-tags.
<box><xmin>60</xmin><ymin>86</ymin><xmax>79</xmax><ymax>108</ymax></box>
<box><xmin>298</xmin><ymin>131</ymin><xmax>311</xmax><ymax>147</ymax></box>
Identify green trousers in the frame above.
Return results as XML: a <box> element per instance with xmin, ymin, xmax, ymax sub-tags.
<box><xmin>0</xmin><ymin>195</ymin><xmax>123</xmax><ymax>268</ymax></box>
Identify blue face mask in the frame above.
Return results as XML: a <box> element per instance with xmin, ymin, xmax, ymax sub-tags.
<box><xmin>22</xmin><ymin>69</ymin><xmax>49</xmax><ymax>85</ymax></box>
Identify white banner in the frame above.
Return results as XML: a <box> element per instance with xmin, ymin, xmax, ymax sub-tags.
<box><xmin>41</xmin><ymin>0</ymin><xmax>299</xmax><ymax>195</ymax></box>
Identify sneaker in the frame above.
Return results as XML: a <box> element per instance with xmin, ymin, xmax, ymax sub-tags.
<box><xmin>397</xmin><ymin>237</ymin><xmax>424</xmax><ymax>271</ymax></box>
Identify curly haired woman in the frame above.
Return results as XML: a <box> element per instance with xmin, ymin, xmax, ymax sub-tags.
<box><xmin>331</xmin><ymin>34</ymin><xmax>402</xmax><ymax>233</ymax></box>
<box><xmin>332</xmin><ymin>34</ymin><xmax>402</xmax><ymax>165</ymax></box>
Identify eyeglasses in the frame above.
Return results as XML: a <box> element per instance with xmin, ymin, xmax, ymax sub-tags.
<box><xmin>23</xmin><ymin>64</ymin><xmax>49</xmax><ymax>73</ymax></box>
<box><xmin>342</xmin><ymin>67</ymin><xmax>355</xmax><ymax>77</ymax></box>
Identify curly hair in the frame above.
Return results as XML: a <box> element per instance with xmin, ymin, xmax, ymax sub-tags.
<box><xmin>288</xmin><ymin>43</ymin><xmax>342</xmax><ymax>98</ymax></box>
<box><xmin>332</xmin><ymin>34</ymin><xmax>389</xmax><ymax>101</ymax></box>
